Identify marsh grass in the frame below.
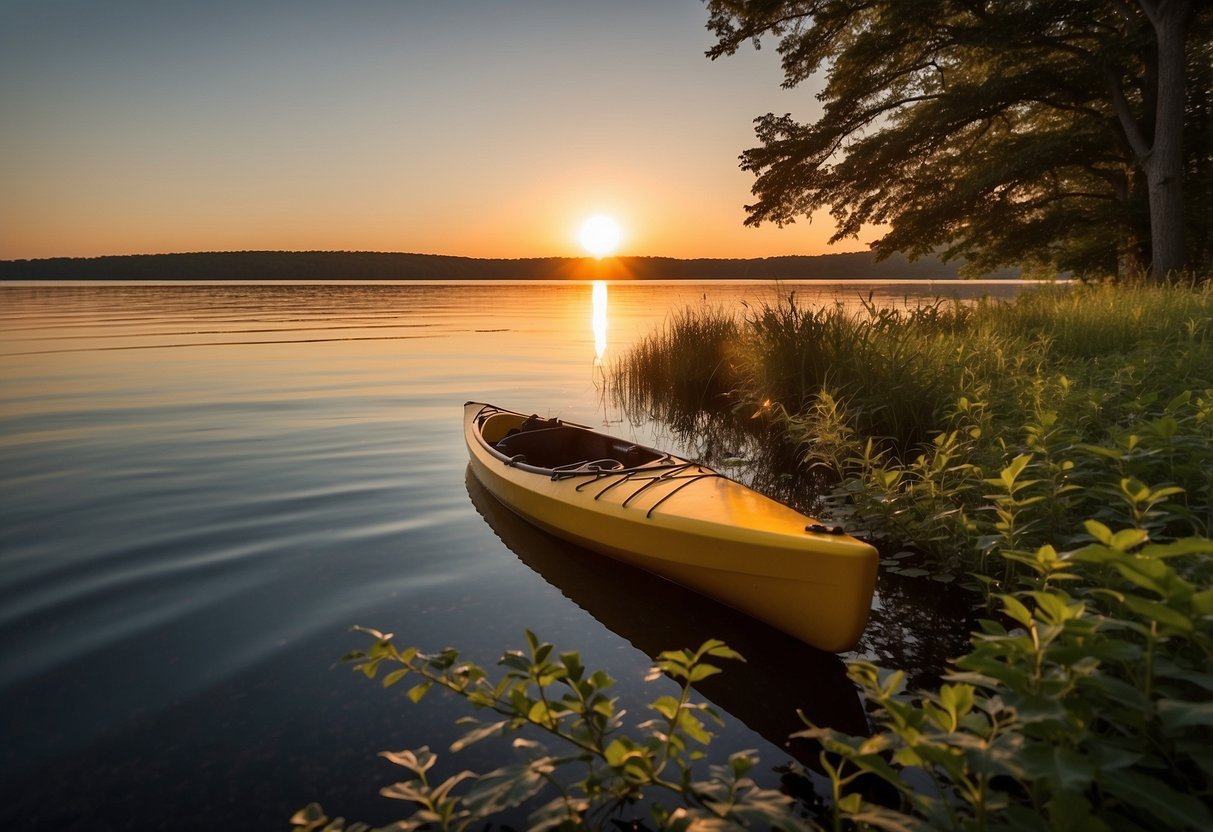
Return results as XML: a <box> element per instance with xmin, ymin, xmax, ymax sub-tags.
<box><xmin>611</xmin><ymin>304</ymin><xmax>740</xmax><ymax>431</ymax></box>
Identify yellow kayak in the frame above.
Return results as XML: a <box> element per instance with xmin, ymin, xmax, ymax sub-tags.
<box><xmin>464</xmin><ymin>401</ymin><xmax>878</xmax><ymax>652</ymax></box>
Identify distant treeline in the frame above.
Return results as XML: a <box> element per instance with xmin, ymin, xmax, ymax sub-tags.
<box><xmin>0</xmin><ymin>250</ymin><xmax>1019</xmax><ymax>281</ymax></box>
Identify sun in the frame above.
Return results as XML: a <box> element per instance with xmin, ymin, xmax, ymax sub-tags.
<box><xmin>578</xmin><ymin>215</ymin><xmax>622</xmax><ymax>258</ymax></box>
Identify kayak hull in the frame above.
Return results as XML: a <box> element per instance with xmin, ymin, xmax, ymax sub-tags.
<box><xmin>463</xmin><ymin>402</ymin><xmax>878</xmax><ymax>652</ymax></box>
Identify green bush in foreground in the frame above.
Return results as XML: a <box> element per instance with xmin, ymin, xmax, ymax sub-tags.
<box><xmin>295</xmin><ymin>528</ymin><xmax>1213</xmax><ymax>831</ymax></box>
<box><xmin>294</xmin><ymin>636</ymin><xmax>797</xmax><ymax>831</ymax></box>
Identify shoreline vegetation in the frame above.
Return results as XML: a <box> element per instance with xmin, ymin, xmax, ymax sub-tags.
<box><xmin>0</xmin><ymin>249</ymin><xmax>1021</xmax><ymax>282</ymax></box>
<box><xmin>298</xmin><ymin>281</ymin><xmax>1213</xmax><ymax>831</ymax></box>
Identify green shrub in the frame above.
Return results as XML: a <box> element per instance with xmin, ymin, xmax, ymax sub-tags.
<box><xmin>292</xmin><ymin>634</ymin><xmax>808</xmax><ymax>831</ymax></box>
<box><xmin>807</xmin><ymin>531</ymin><xmax>1213</xmax><ymax>832</ymax></box>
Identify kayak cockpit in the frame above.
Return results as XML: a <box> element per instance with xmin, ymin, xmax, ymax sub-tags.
<box><xmin>493</xmin><ymin>425</ymin><xmax>665</xmax><ymax>471</ymax></box>
<box><xmin>475</xmin><ymin>408</ymin><xmax>666</xmax><ymax>472</ymax></box>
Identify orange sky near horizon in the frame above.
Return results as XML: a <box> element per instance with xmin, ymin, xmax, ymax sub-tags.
<box><xmin>0</xmin><ymin>1</ymin><xmax>869</xmax><ymax>262</ymax></box>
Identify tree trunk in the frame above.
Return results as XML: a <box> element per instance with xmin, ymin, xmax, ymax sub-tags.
<box><xmin>1141</xmin><ymin>0</ymin><xmax>1190</xmax><ymax>281</ymax></box>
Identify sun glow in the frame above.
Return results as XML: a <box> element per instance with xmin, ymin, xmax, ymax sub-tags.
<box><xmin>578</xmin><ymin>215</ymin><xmax>622</xmax><ymax>258</ymax></box>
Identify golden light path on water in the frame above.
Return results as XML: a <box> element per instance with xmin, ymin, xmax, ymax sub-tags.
<box><xmin>592</xmin><ymin>279</ymin><xmax>608</xmax><ymax>364</ymax></box>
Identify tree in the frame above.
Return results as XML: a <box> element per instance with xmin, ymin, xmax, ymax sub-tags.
<box><xmin>706</xmin><ymin>0</ymin><xmax>1212</xmax><ymax>280</ymax></box>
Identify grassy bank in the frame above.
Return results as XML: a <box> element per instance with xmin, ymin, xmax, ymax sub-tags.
<box><xmin>609</xmin><ymin>282</ymin><xmax>1213</xmax><ymax>578</ymax></box>
<box><xmin>600</xmin><ymin>280</ymin><xmax>1213</xmax><ymax>825</ymax></box>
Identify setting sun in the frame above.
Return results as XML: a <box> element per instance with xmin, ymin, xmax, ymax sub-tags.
<box><xmin>578</xmin><ymin>215</ymin><xmax>622</xmax><ymax>258</ymax></box>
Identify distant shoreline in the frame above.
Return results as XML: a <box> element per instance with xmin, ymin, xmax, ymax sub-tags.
<box><xmin>0</xmin><ymin>250</ymin><xmax>1021</xmax><ymax>282</ymax></box>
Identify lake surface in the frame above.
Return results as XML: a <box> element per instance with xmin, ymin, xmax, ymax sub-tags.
<box><xmin>0</xmin><ymin>280</ymin><xmax>1021</xmax><ymax>829</ymax></box>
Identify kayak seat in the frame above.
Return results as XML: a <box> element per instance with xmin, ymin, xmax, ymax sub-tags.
<box><xmin>494</xmin><ymin>426</ymin><xmax>662</xmax><ymax>470</ymax></box>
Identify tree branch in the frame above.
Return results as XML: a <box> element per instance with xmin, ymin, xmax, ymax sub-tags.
<box><xmin>1104</xmin><ymin>65</ymin><xmax>1152</xmax><ymax>161</ymax></box>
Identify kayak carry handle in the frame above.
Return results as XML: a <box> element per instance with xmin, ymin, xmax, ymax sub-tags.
<box><xmin>806</xmin><ymin>523</ymin><xmax>846</xmax><ymax>535</ymax></box>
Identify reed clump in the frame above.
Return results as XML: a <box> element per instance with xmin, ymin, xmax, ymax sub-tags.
<box><xmin>609</xmin><ymin>304</ymin><xmax>741</xmax><ymax>435</ymax></box>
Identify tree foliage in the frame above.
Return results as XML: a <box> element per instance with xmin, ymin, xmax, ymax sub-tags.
<box><xmin>706</xmin><ymin>0</ymin><xmax>1213</xmax><ymax>280</ymax></box>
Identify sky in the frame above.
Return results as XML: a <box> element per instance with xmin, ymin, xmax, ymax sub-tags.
<box><xmin>0</xmin><ymin>0</ymin><xmax>862</xmax><ymax>261</ymax></box>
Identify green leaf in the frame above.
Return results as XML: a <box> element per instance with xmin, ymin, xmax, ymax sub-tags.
<box><xmin>701</xmin><ymin>641</ymin><xmax>745</xmax><ymax>662</ymax></box>
<box><xmin>430</xmin><ymin>770</ymin><xmax>475</xmax><ymax>803</ymax></box>
<box><xmin>289</xmin><ymin>803</ymin><xmax>329</xmax><ymax>829</ymax></box>
<box><xmin>500</xmin><ymin>651</ymin><xmax>530</xmax><ymax>673</ymax></box>
<box><xmin>687</xmin><ymin>663</ymin><xmax>723</xmax><ymax>683</ymax></box>
<box><xmin>650</xmin><ymin>695</ymin><xmax>681</xmax><ymax>721</ymax></box>
<box><xmin>1046</xmin><ymin>789</ymin><xmax>1108</xmax><ymax>832</ymax></box>
<box><xmin>1157</xmin><ymin>699</ymin><xmax>1213</xmax><ymax>733</ymax></box>
<box><xmin>1109</xmin><ymin>528</ymin><xmax>1149</xmax><ymax>551</ymax></box>
<box><xmin>1080</xmin><ymin>673</ymin><xmax>1150</xmax><ymax>711</ymax></box>
<box><xmin>938</xmin><ymin>683</ymin><xmax>975</xmax><ymax>728</ymax></box>
<box><xmin>1121</xmin><ymin>595</ymin><xmax>1194</xmax><ymax>632</ymax></box>
<box><xmin>462</xmin><ymin>759</ymin><xmax>554</xmax><ymax>815</ymax></box>
<box><xmin>1154</xmin><ymin>659</ymin><xmax>1213</xmax><ymax>693</ymax></box>
<box><xmin>1120</xmin><ymin>478</ymin><xmax>1151</xmax><ymax>504</ymax></box>
<box><xmin>1008</xmin><ymin>691</ymin><xmax>1068</xmax><ymax>725</ymax></box>
<box><xmin>727</xmin><ymin>749</ymin><xmax>756</xmax><ymax>777</ymax></box>
<box><xmin>1029</xmin><ymin>591</ymin><xmax>1083</xmax><ymax>625</ymax></box>
<box><xmin>1067</xmin><ymin>544</ymin><xmax>1121</xmax><ymax>565</ymax></box>
<box><xmin>527</xmin><ymin>700</ymin><xmax>555</xmax><ymax>726</ymax></box>
<box><xmin>1190</xmin><ymin>588</ymin><xmax>1213</xmax><ymax>617</ymax></box>
<box><xmin>559</xmin><ymin>651</ymin><xmax>584</xmax><ymax>681</ymax></box>
<box><xmin>603</xmin><ymin>738</ymin><xmax>634</xmax><ymax>768</ymax></box>
<box><xmin>450</xmin><ymin>720</ymin><xmax>509</xmax><ymax>753</ymax></box>
<box><xmin>382</xmin><ymin>668</ymin><xmax>408</xmax><ymax>688</ymax></box>
<box><xmin>1165</xmin><ymin>390</ymin><xmax>1193</xmax><ymax>411</ymax></box>
<box><xmin>380</xmin><ymin>746</ymin><xmax>437</xmax><ymax>775</ymax></box>
<box><xmin>591</xmin><ymin>697</ymin><xmax>616</xmax><ymax>718</ymax></box>
<box><xmin>1108</xmin><ymin>557</ymin><xmax>1175</xmax><ymax>597</ymax></box>
<box><xmin>1140</xmin><ymin>538</ymin><xmax>1213</xmax><ymax>559</ymax></box>
<box><xmin>836</xmin><ymin>793</ymin><xmax>863</xmax><ymax>814</ymax></box>
<box><xmin>526</xmin><ymin>795</ymin><xmax>590</xmax><ymax>832</ymax></box>
<box><xmin>1002</xmin><ymin>454</ymin><xmax>1033</xmax><ymax>488</ymax></box>
<box><xmin>406</xmin><ymin>681</ymin><xmax>433</xmax><ymax>703</ymax></box>
<box><xmin>1000</xmin><ymin>594</ymin><xmax>1034</xmax><ymax>628</ymax></box>
<box><xmin>1019</xmin><ymin>745</ymin><xmax>1094</xmax><ymax>792</ymax></box>
<box><xmin>1076</xmin><ymin>444</ymin><xmax>1126</xmax><ymax>461</ymax></box>
<box><xmin>676</xmin><ymin>710</ymin><xmax>712</xmax><ymax>744</ymax></box>
<box><xmin>1101</xmin><ymin>768</ymin><xmax>1213</xmax><ymax>830</ymax></box>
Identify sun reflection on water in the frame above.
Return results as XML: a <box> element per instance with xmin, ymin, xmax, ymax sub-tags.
<box><xmin>591</xmin><ymin>280</ymin><xmax>608</xmax><ymax>364</ymax></box>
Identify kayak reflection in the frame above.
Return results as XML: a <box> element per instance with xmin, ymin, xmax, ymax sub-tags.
<box><xmin>465</xmin><ymin>466</ymin><xmax>869</xmax><ymax>767</ymax></box>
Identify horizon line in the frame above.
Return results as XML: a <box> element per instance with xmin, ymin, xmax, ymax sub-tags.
<box><xmin>4</xmin><ymin>247</ymin><xmax>886</xmax><ymax>264</ymax></box>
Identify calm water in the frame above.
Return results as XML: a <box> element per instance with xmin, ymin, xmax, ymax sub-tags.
<box><xmin>0</xmin><ymin>280</ymin><xmax>1019</xmax><ymax>829</ymax></box>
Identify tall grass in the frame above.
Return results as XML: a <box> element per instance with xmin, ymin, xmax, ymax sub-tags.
<box><xmin>609</xmin><ymin>304</ymin><xmax>740</xmax><ymax>433</ymax></box>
